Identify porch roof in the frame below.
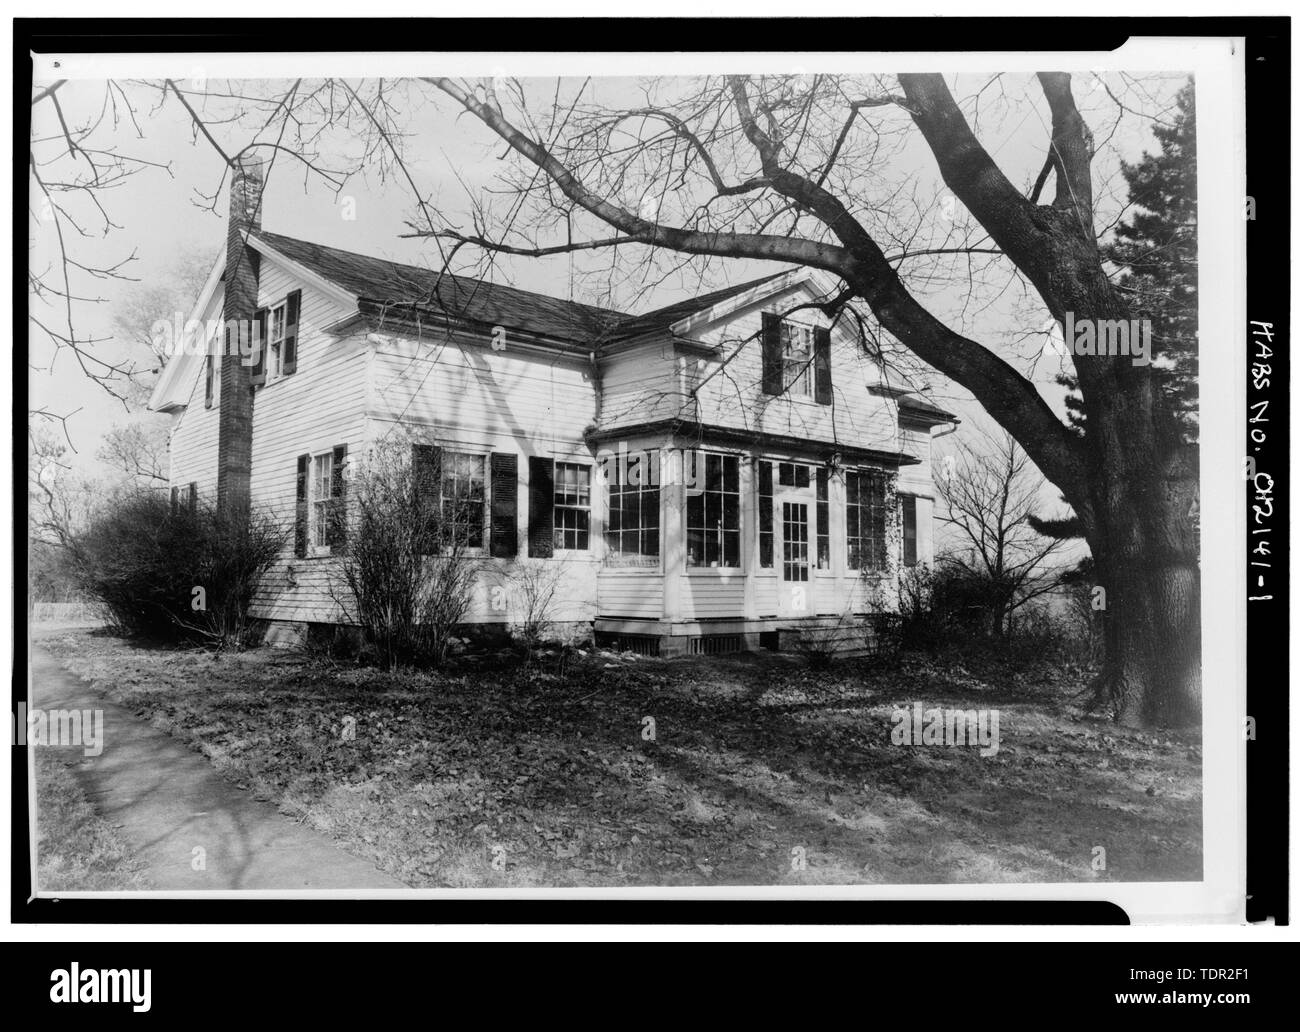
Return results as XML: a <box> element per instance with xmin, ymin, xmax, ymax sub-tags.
<box><xmin>585</xmin><ymin>419</ymin><xmax>920</xmax><ymax>468</ymax></box>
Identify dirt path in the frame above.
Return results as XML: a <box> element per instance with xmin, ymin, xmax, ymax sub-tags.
<box><xmin>30</xmin><ymin>638</ymin><xmax>407</xmax><ymax>892</ymax></box>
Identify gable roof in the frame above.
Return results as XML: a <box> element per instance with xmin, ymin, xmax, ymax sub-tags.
<box><xmin>255</xmin><ymin>231</ymin><xmax>626</xmax><ymax>342</ymax></box>
<box><xmin>152</xmin><ymin>231</ymin><xmax>882</xmax><ymax>412</ymax></box>
<box><xmin>603</xmin><ymin>271</ymin><xmax>788</xmax><ymax>343</ymax></box>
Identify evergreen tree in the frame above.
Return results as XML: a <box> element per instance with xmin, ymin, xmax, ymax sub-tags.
<box><xmin>1058</xmin><ymin>80</ymin><xmax>1199</xmax><ymax>440</ymax></box>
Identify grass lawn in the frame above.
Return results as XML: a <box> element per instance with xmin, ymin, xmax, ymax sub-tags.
<box><xmin>35</xmin><ymin>748</ymin><xmax>150</xmax><ymax>891</ymax></box>
<box><xmin>42</xmin><ymin>628</ymin><xmax>1201</xmax><ymax>887</ymax></box>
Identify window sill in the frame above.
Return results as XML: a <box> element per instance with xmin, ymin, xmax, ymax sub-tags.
<box><xmin>685</xmin><ymin>566</ymin><xmax>743</xmax><ymax>576</ymax></box>
<box><xmin>253</xmin><ymin>373</ymin><xmax>295</xmax><ymax>392</ymax></box>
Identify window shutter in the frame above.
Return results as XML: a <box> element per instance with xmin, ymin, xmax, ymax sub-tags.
<box><xmin>760</xmin><ymin>312</ymin><xmax>782</xmax><ymax>396</ymax></box>
<box><xmin>527</xmin><ymin>456</ymin><xmax>554</xmax><ymax>558</ymax></box>
<box><xmin>170</xmin><ymin>486</ymin><xmax>179</xmax><ymax>515</ymax></box>
<box><xmin>282</xmin><ymin>290</ymin><xmax>301</xmax><ymax>376</ymax></box>
<box><xmin>412</xmin><ymin>444</ymin><xmax>443</xmax><ymax>555</ymax></box>
<box><xmin>327</xmin><ymin>445</ymin><xmax>348</xmax><ymax>552</ymax></box>
<box><xmin>187</xmin><ymin>482</ymin><xmax>198</xmax><ymax>513</ymax></box>
<box><xmin>814</xmin><ymin>326</ymin><xmax>832</xmax><ymax>405</ymax></box>
<box><xmin>294</xmin><ymin>454</ymin><xmax>309</xmax><ymax>558</ymax></box>
<box><xmin>490</xmin><ymin>452</ymin><xmax>519</xmax><ymax>558</ymax></box>
<box><xmin>204</xmin><ymin>354</ymin><xmax>215</xmax><ymax>409</ymax></box>
<box><xmin>250</xmin><ymin>308</ymin><xmax>268</xmax><ymax>386</ymax></box>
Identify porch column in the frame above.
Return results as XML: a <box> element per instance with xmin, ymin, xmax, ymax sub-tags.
<box><xmin>741</xmin><ymin>455</ymin><xmax>758</xmax><ymax>620</ymax></box>
<box><xmin>661</xmin><ymin>446</ymin><xmax>685</xmax><ymax>624</ymax></box>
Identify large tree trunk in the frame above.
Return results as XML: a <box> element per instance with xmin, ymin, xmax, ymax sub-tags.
<box><xmin>1083</xmin><ymin>396</ymin><xmax>1201</xmax><ymax>727</ymax></box>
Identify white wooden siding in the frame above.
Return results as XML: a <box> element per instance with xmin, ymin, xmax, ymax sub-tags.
<box><xmin>598</xmin><ymin>282</ymin><xmax>900</xmax><ymax>455</ymax></box>
<box><xmin>597</xmin><ymin>571</ymin><xmax>664</xmax><ymax>619</ymax></box>
<box><xmin>165</xmin><ymin>285</ymin><xmax>226</xmax><ymax>497</ymax></box>
<box><xmin>245</xmin><ymin>258</ymin><xmax>366</xmax><ymax>623</ymax></box>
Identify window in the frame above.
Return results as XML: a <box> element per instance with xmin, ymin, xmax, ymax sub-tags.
<box><xmin>553</xmin><ymin>462</ymin><xmax>591</xmax><ymax>550</ymax></box>
<box><xmin>778</xmin><ymin>461</ymin><xmax>810</xmax><ymax>489</ymax></box>
<box><xmin>296</xmin><ymin>446</ymin><xmax>347</xmax><ymax>558</ymax></box>
<box><xmin>253</xmin><ymin>291</ymin><xmax>299</xmax><ymax>386</ymax></box>
<box><xmin>782</xmin><ymin>502</ymin><xmax>809</xmax><ymax>582</ymax></box>
<box><xmin>816</xmin><ymin>468</ymin><xmax>830</xmax><ymax>570</ymax></box>
<box><xmin>268</xmin><ymin>301</ymin><xmax>287</xmax><ymax>380</ymax></box>
<box><xmin>901</xmin><ymin>495</ymin><xmax>918</xmax><ymax>567</ymax></box>
<box><xmin>441</xmin><ymin>452</ymin><xmax>487</xmax><ymax>549</ymax></box>
<box><xmin>311</xmin><ymin>453</ymin><xmax>333</xmax><ymax>549</ymax></box>
<box><xmin>846</xmin><ymin>469</ymin><xmax>889</xmax><ymax>571</ymax></box>
<box><xmin>758</xmin><ymin>460</ymin><xmax>774</xmax><ymax>569</ymax></box>
<box><xmin>605</xmin><ymin>449</ymin><xmax>660</xmax><ymax>564</ymax></box>
<box><xmin>686</xmin><ymin>452</ymin><xmax>740</xmax><ymax>568</ymax></box>
<box><xmin>204</xmin><ymin>353</ymin><xmax>216</xmax><ymax>408</ymax></box>
<box><xmin>780</xmin><ymin>320</ymin><xmax>814</xmax><ymax>397</ymax></box>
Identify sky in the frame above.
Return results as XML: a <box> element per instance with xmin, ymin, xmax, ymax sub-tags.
<box><xmin>29</xmin><ymin>68</ymin><xmax>1190</xmax><ymax>557</ymax></box>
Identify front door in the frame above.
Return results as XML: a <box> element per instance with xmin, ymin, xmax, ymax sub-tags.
<box><xmin>776</xmin><ymin>490</ymin><xmax>814</xmax><ymax>618</ymax></box>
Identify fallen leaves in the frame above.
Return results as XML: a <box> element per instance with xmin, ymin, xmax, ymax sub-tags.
<box><xmin>46</xmin><ymin>629</ymin><xmax>1203</xmax><ymax>888</ymax></box>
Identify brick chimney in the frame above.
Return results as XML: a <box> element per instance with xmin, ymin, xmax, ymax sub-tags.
<box><xmin>215</xmin><ymin>155</ymin><xmax>263</xmax><ymax>511</ymax></box>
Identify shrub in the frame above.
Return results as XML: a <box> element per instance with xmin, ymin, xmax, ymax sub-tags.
<box><xmin>336</xmin><ymin>442</ymin><xmax>479</xmax><ymax>670</ymax></box>
<box><xmin>68</xmin><ymin>488</ymin><xmax>285</xmax><ymax>647</ymax></box>
<box><xmin>506</xmin><ymin>560</ymin><xmax>564</xmax><ymax>657</ymax></box>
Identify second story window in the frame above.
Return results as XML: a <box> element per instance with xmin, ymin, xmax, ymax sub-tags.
<box><xmin>780</xmin><ymin>320</ymin><xmax>814</xmax><ymax>397</ymax></box>
<box><xmin>268</xmin><ymin>302</ymin><xmax>287</xmax><ymax>378</ymax></box>
<box><xmin>762</xmin><ymin>311</ymin><xmax>832</xmax><ymax>404</ymax></box>
<box><xmin>251</xmin><ymin>289</ymin><xmax>300</xmax><ymax>387</ymax></box>
<box><xmin>204</xmin><ymin>352</ymin><xmax>218</xmax><ymax>409</ymax></box>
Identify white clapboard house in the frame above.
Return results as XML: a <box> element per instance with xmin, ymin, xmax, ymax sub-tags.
<box><xmin>150</xmin><ymin>160</ymin><xmax>957</xmax><ymax>655</ymax></box>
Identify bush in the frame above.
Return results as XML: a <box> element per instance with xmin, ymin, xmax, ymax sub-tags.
<box><xmin>68</xmin><ymin>488</ymin><xmax>286</xmax><ymax>647</ymax></box>
<box><xmin>895</xmin><ymin>562</ymin><xmax>1099</xmax><ymax>677</ymax></box>
<box><xmin>506</xmin><ymin>560</ymin><xmax>564</xmax><ymax>657</ymax></box>
<box><xmin>896</xmin><ymin>563</ymin><xmax>1012</xmax><ymax>654</ymax></box>
<box><xmin>337</xmin><ymin>443</ymin><xmax>479</xmax><ymax>670</ymax></box>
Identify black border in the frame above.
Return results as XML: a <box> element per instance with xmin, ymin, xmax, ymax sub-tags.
<box><xmin>1243</xmin><ymin>28</ymin><xmax>1289</xmax><ymax>927</ymax></box>
<box><xmin>13</xmin><ymin>16</ymin><xmax>1289</xmax><ymax>927</ymax></box>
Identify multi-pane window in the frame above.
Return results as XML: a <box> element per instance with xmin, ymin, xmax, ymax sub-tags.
<box><xmin>777</xmin><ymin>461</ymin><xmax>811</xmax><ymax>489</ymax></box>
<box><xmin>815</xmin><ymin>467</ymin><xmax>830</xmax><ymax>570</ymax></box>
<box><xmin>780</xmin><ymin>321</ymin><xmax>814</xmax><ymax>397</ymax></box>
<box><xmin>605</xmin><ymin>449</ymin><xmax>660</xmax><ymax>564</ymax></box>
<box><xmin>846</xmin><ymin>469</ymin><xmax>889</xmax><ymax>571</ymax></box>
<box><xmin>686</xmin><ymin>452</ymin><xmax>740</xmax><ymax>568</ymax></box>
<box><xmin>553</xmin><ymin>462</ymin><xmax>591</xmax><ymax>550</ymax></box>
<box><xmin>441</xmin><ymin>451</ymin><xmax>486</xmax><ymax>549</ymax></box>
<box><xmin>311</xmin><ymin>452</ymin><xmax>333</xmax><ymax>549</ymax></box>
<box><xmin>758</xmin><ymin>460</ymin><xmax>774</xmax><ymax>568</ymax></box>
<box><xmin>782</xmin><ymin>502</ymin><xmax>810</xmax><ymax>581</ymax></box>
<box><xmin>268</xmin><ymin>302</ymin><xmax>287</xmax><ymax>380</ymax></box>
<box><xmin>901</xmin><ymin>495</ymin><xmax>918</xmax><ymax>567</ymax></box>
